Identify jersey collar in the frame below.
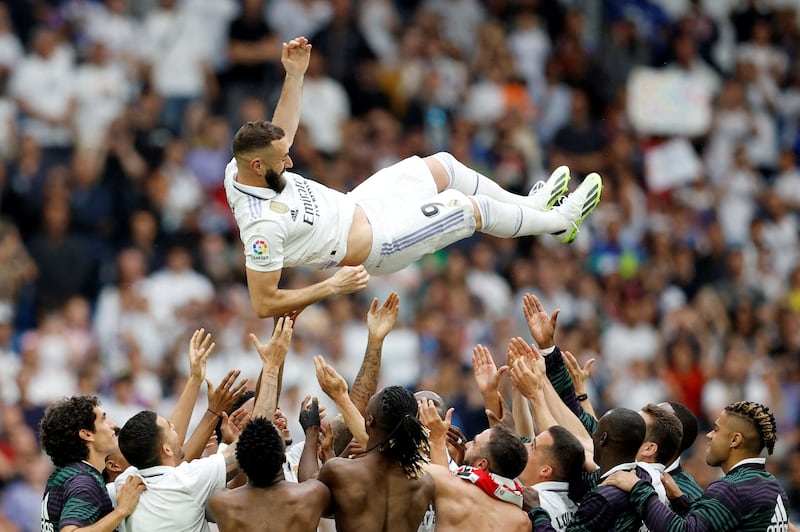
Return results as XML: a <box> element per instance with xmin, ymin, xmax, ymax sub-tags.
<box><xmin>232</xmin><ymin>178</ymin><xmax>279</xmax><ymax>200</ymax></box>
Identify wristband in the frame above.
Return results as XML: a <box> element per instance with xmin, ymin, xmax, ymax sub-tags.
<box><xmin>576</xmin><ymin>393</ymin><xmax>588</xmax><ymax>402</ymax></box>
<box><xmin>207</xmin><ymin>408</ymin><xmax>222</xmax><ymax>418</ymax></box>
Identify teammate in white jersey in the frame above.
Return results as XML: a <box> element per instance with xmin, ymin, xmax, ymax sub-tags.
<box><xmin>517</xmin><ymin>426</ymin><xmax>585</xmax><ymax>531</ymax></box>
<box><xmin>225</xmin><ymin>37</ymin><xmax>603</xmax><ymax>318</ymax></box>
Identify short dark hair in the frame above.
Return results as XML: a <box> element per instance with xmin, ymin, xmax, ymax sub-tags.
<box><xmin>546</xmin><ymin>425</ymin><xmax>586</xmax><ymax>502</ymax></box>
<box><xmin>237</xmin><ymin>418</ymin><xmax>285</xmax><ymax>487</ymax></box>
<box><xmin>642</xmin><ymin>404</ymin><xmax>683</xmax><ymax>465</ymax></box>
<box><xmin>598</xmin><ymin>408</ymin><xmax>646</xmax><ymax>459</ymax></box>
<box><xmin>544</xmin><ymin>425</ymin><xmax>584</xmax><ymax>482</ymax></box>
<box><xmin>232</xmin><ymin>120</ymin><xmax>285</xmax><ymax>158</ymax></box>
<box><xmin>666</xmin><ymin>401</ymin><xmax>699</xmax><ymax>454</ymax></box>
<box><xmin>40</xmin><ymin>395</ymin><xmax>99</xmax><ymax>467</ymax></box>
<box><xmin>215</xmin><ymin>391</ymin><xmax>255</xmax><ymax>443</ymax></box>
<box><xmin>486</xmin><ymin>425</ymin><xmax>528</xmax><ymax>480</ymax></box>
<box><xmin>118</xmin><ymin>410</ymin><xmax>162</xmax><ymax>469</ymax></box>
<box><xmin>330</xmin><ymin>415</ymin><xmax>353</xmax><ymax>457</ymax></box>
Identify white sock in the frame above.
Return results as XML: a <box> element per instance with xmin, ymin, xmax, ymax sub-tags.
<box><xmin>473</xmin><ymin>195</ymin><xmax>568</xmax><ymax>238</ymax></box>
<box><xmin>432</xmin><ymin>152</ymin><xmax>530</xmax><ymax>207</ymax></box>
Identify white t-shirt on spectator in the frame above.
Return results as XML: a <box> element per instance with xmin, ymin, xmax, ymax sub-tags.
<box><xmin>140</xmin><ymin>8</ymin><xmax>211</xmax><ymax>98</ymax></box>
<box><xmin>9</xmin><ymin>53</ymin><xmax>75</xmax><ymax>147</ymax></box>
<box><xmin>74</xmin><ymin>62</ymin><xmax>130</xmax><ymax>149</ymax></box>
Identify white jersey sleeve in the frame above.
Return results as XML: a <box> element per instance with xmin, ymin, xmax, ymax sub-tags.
<box><xmin>241</xmin><ymin>219</ymin><xmax>286</xmax><ymax>273</ymax></box>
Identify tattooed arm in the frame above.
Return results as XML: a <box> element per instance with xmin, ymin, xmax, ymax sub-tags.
<box><xmin>350</xmin><ymin>292</ymin><xmax>398</xmax><ymax>413</ymax></box>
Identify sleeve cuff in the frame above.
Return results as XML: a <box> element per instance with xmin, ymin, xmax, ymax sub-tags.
<box><xmin>539</xmin><ymin>345</ymin><xmax>556</xmax><ymax>356</ymax></box>
<box><xmin>527</xmin><ymin>507</ymin><xmax>552</xmax><ymax>526</ymax></box>
<box><xmin>631</xmin><ymin>479</ymin><xmax>657</xmax><ymax>514</ymax></box>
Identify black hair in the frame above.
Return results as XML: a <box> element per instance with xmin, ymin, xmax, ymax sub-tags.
<box><xmin>40</xmin><ymin>395</ymin><xmax>99</xmax><ymax>467</ymax></box>
<box><xmin>215</xmin><ymin>391</ymin><xmax>255</xmax><ymax>443</ymax></box>
<box><xmin>642</xmin><ymin>404</ymin><xmax>683</xmax><ymax>465</ymax></box>
<box><xmin>666</xmin><ymin>401</ymin><xmax>699</xmax><ymax>454</ymax></box>
<box><xmin>545</xmin><ymin>425</ymin><xmax>585</xmax><ymax>502</ymax></box>
<box><xmin>236</xmin><ymin>417</ymin><xmax>285</xmax><ymax>487</ymax></box>
<box><xmin>232</xmin><ymin>120</ymin><xmax>285</xmax><ymax>158</ymax></box>
<box><xmin>118</xmin><ymin>410</ymin><xmax>162</xmax><ymax>469</ymax></box>
<box><xmin>485</xmin><ymin>425</ymin><xmax>528</xmax><ymax>479</ymax></box>
<box><xmin>598</xmin><ymin>408</ymin><xmax>646</xmax><ymax>459</ymax></box>
<box><xmin>725</xmin><ymin>401</ymin><xmax>778</xmax><ymax>455</ymax></box>
<box><xmin>373</xmin><ymin>386</ymin><xmax>430</xmax><ymax>479</ymax></box>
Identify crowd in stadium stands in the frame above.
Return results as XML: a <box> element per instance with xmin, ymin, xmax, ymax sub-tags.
<box><xmin>1</xmin><ymin>0</ymin><xmax>800</xmax><ymax>529</ymax></box>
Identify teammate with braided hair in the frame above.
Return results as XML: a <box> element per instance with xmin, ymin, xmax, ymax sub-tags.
<box><xmin>317</xmin><ymin>386</ymin><xmax>434</xmax><ymax>532</ymax></box>
<box><xmin>604</xmin><ymin>400</ymin><xmax>790</xmax><ymax>531</ymax></box>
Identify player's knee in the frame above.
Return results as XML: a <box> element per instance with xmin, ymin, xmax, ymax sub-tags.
<box><xmin>424</xmin><ymin>153</ymin><xmax>455</xmax><ymax>192</ymax></box>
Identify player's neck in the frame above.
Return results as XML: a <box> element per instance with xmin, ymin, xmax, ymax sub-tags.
<box><xmin>237</xmin><ymin>166</ymin><xmax>267</xmax><ymax>188</ymax></box>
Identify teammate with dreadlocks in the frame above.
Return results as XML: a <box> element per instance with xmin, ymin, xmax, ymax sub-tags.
<box><xmin>317</xmin><ymin>386</ymin><xmax>434</xmax><ymax>532</ymax></box>
<box><xmin>604</xmin><ymin>400</ymin><xmax>790</xmax><ymax>531</ymax></box>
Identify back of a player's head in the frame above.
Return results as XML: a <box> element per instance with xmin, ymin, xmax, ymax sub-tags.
<box><xmin>485</xmin><ymin>425</ymin><xmax>528</xmax><ymax>480</ymax></box>
<box><xmin>641</xmin><ymin>404</ymin><xmax>683</xmax><ymax>465</ymax></box>
<box><xmin>414</xmin><ymin>390</ymin><xmax>447</xmax><ymax>419</ymax></box>
<box><xmin>545</xmin><ymin>425</ymin><xmax>585</xmax><ymax>483</ymax></box>
<box><xmin>40</xmin><ymin>395</ymin><xmax>99</xmax><ymax>467</ymax></box>
<box><xmin>237</xmin><ymin>417</ymin><xmax>285</xmax><ymax>487</ymax></box>
<box><xmin>665</xmin><ymin>401</ymin><xmax>699</xmax><ymax>454</ymax></box>
<box><xmin>370</xmin><ymin>386</ymin><xmax>430</xmax><ymax>479</ymax></box>
<box><xmin>215</xmin><ymin>391</ymin><xmax>255</xmax><ymax>443</ymax></box>
<box><xmin>724</xmin><ymin>401</ymin><xmax>777</xmax><ymax>455</ymax></box>
<box><xmin>232</xmin><ymin>120</ymin><xmax>285</xmax><ymax>158</ymax></box>
<box><xmin>597</xmin><ymin>408</ymin><xmax>646</xmax><ymax>458</ymax></box>
<box><xmin>329</xmin><ymin>415</ymin><xmax>352</xmax><ymax>457</ymax></box>
<box><xmin>118</xmin><ymin>410</ymin><xmax>162</xmax><ymax>469</ymax></box>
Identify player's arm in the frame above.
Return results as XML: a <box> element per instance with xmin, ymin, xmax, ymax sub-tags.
<box><xmin>350</xmin><ymin>292</ymin><xmax>399</xmax><ymax>413</ymax></box>
<box><xmin>246</xmin><ymin>266</ymin><xmax>369</xmax><ymax>319</ymax></box>
<box><xmin>271</xmin><ymin>36</ymin><xmax>311</xmax><ymax>147</ymax></box>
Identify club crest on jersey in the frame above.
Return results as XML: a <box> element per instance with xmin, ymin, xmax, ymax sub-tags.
<box><xmin>248</xmin><ymin>236</ymin><xmax>270</xmax><ymax>263</ymax></box>
<box><xmin>270</xmin><ymin>201</ymin><xmax>289</xmax><ymax>214</ymax></box>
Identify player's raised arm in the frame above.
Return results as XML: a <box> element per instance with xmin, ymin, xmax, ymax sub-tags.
<box><xmin>271</xmin><ymin>36</ymin><xmax>311</xmax><ymax>147</ymax></box>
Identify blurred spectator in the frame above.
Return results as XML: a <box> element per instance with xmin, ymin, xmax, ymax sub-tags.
<box><xmin>27</xmin><ymin>197</ymin><xmax>97</xmax><ymax>312</ymax></box>
<box><xmin>223</xmin><ymin>0</ymin><xmax>279</xmax><ymax>125</ymax></box>
<box><xmin>266</xmin><ymin>0</ymin><xmax>332</xmax><ymax>44</ymax></box>
<box><xmin>550</xmin><ymin>88</ymin><xmax>607</xmax><ymax>176</ymax></box>
<box><xmin>299</xmin><ymin>53</ymin><xmax>350</xmax><ymax>155</ymax></box>
<box><xmin>140</xmin><ymin>0</ymin><xmax>215</xmax><ymax>134</ymax></box>
<box><xmin>73</xmin><ymin>40</ymin><xmax>130</xmax><ymax>150</ymax></box>
<box><xmin>9</xmin><ymin>27</ymin><xmax>76</xmax><ymax>164</ymax></box>
<box><xmin>310</xmin><ymin>0</ymin><xmax>376</xmax><ymax>97</ymax></box>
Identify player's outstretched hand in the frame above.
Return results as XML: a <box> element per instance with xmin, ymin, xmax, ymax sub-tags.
<box><xmin>282</xmin><ymin>36</ymin><xmax>311</xmax><ymax>77</ymax></box>
<box><xmin>331</xmin><ymin>265</ymin><xmax>369</xmax><ymax>295</ymax></box>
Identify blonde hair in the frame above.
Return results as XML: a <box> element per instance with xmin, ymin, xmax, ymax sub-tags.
<box><xmin>725</xmin><ymin>401</ymin><xmax>777</xmax><ymax>455</ymax></box>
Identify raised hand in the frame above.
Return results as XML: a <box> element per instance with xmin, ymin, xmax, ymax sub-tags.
<box><xmin>313</xmin><ymin>355</ymin><xmax>349</xmax><ymax>401</ymax></box>
<box><xmin>367</xmin><ymin>291</ymin><xmax>399</xmax><ymax>340</ymax></box>
<box><xmin>299</xmin><ymin>396</ymin><xmax>321</xmax><ymax>433</ymax></box>
<box><xmin>472</xmin><ymin>344</ymin><xmax>508</xmax><ymax>395</ymax></box>
<box><xmin>319</xmin><ymin>421</ymin><xmax>335</xmax><ymax>463</ymax></box>
<box><xmin>563</xmin><ymin>350</ymin><xmax>595</xmax><ymax>395</ymax></box>
<box><xmin>250</xmin><ymin>316</ymin><xmax>294</xmax><ymax>370</ymax></box>
<box><xmin>523</xmin><ymin>294</ymin><xmax>559</xmax><ymax>349</ymax></box>
<box><xmin>418</xmin><ymin>398</ymin><xmax>453</xmax><ymax>443</ymax></box>
<box><xmin>509</xmin><ymin>358</ymin><xmax>545</xmax><ymax>402</ymax></box>
<box><xmin>188</xmin><ymin>328</ymin><xmax>215</xmax><ymax>381</ymax></box>
<box><xmin>446</xmin><ymin>426</ymin><xmax>467</xmax><ymax>465</ymax></box>
<box><xmin>507</xmin><ymin>336</ymin><xmax>545</xmax><ymax>374</ymax></box>
<box><xmin>331</xmin><ymin>265</ymin><xmax>369</xmax><ymax>295</ymax></box>
<box><xmin>281</xmin><ymin>36</ymin><xmax>312</xmax><ymax>77</ymax></box>
<box><xmin>207</xmin><ymin>370</ymin><xmax>248</xmax><ymax>417</ymax></box>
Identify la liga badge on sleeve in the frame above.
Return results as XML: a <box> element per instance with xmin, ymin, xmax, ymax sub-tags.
<box><xmin>248</xmin><ymin>235</ymin><xmax>271</xmax><ymax>263</ymax></box>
